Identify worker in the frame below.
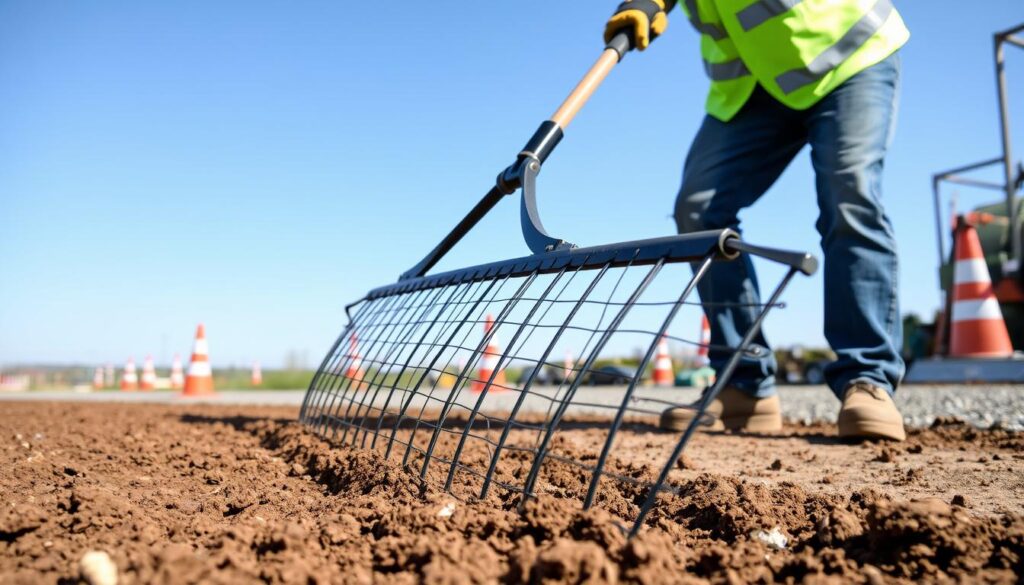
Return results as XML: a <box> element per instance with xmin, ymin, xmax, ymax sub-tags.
<box><xmin>605</xmin><ymin>0</ymin><xmax>908</xmax><ymax>440</ymax></box>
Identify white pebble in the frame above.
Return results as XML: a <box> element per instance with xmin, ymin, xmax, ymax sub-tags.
<box><xmin>437</xmin><ymin>502</ymin><xmax>456</xmax><ymax>518</ymax></box>
<box><xmin>79</xmin><ymin>550</ymin><xmax>118</xmax><ymax>585</ymax></box>
<box><xmin>751</xmin><ymin>527</ymin><xmax>788</xmax><ymax>551</ymax></box>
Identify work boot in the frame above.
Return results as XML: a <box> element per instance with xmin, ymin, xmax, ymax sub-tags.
<box><xmin>837</xmin><ymin>382</ymin><xmax>906</xmax><ymax>441</ymax></box>
<box><xmin>659</xmin><ymin>386</ymin><xmax>782</xmax><ymax>432</ymax></box>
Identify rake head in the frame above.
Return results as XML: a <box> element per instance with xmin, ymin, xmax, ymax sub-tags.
<box><xmin>299</xmin><ymin>34</ymin><xmax>818</xmax><ymax>536</ymax></box>
<box><xmin>299</xmin><ymin>228</ymin><xmax>815</xmax><ymax>535</ymax></box>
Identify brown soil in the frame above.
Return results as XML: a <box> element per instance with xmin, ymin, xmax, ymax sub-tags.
<box><xmin>1</xmin><ymin>402</ymin><xmax>1022</xmax><ymax>584</ymax></box>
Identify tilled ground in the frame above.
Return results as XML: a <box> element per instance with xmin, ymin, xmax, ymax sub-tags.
<box><xmin>1</xmin><ymin>402</ymin><xmax>1022</xmax><ymax>584</ymax></box>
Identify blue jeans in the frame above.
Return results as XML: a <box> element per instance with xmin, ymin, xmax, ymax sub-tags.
<box><xmin>674</xmin><ymin>53</ymin><xmax>904</xmax><ymax>399</ymax></box>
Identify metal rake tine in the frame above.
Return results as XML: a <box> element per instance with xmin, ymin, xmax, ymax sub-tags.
<box><xmin>341</xmin><ymin>288</ymin><xmax>439</xmax><ymax>446</ymax></box>
<box><xmin>582</xmin><ymin>254</ymin><xmax>714</xmax><ymax>509</ymax></box>
<box><xmin>386</xmin><ymin>278</ymin><xmax>499</xmax><ymax>462</ymax></box>
<box><xmin>531</xmin><ymin>257</ymin><xmax>638</xmax><ymax>448</ymax></box>
<box><xmin>371</xmin><ymin>282</ymin><xmax>475</xmax><ymax>452</ymax></box>
<box><xmin>333</xmin><ymin>291</ymin><xmax>419</xmax><ymax>443</ymax></box>
<box><xmin>380</xmin><ymin>280</ymin><xmax>483</xmax><ymax>458</ymax></box>
<box><xmin>318</xmin><ymin>293</ymin><xmax>405</xmax><ymax>439</ymax></box>
<box><xmin>443</xmin><ymin>268</ymin><xmax>567</xmax><ymax>492</ymax></box>
<box><xmin>520</xmin><ymin>257</ymin><xmax>663</xmax><ymax>502</ymax></box>
<box><xmin>478</xmin><ymin>262</ymin><xmax>607</xmax><ymax>499</ymax></box>
<box><xmin>303</xmin><ymin>299</ymin><xmax>377</xmax><ymax>428</ymax></box>
<box><xmin>399</xmin><ymin>277</ymin><xmax>510</xmax><ymax>468</ymax></box>
<box><xmin>355</xmin><ymin>286</ymin><xmax>450</xmax><ymax>449</ymax></box>
<box><xmin>418</xmin><ymin>272</ymin><xmax>537</xmax><ymax>480</ymax></box>
<box><xmin>629</xmin><ymin>266</ymin><xmax>799</xmax><ymax>537</ymax></box>
<box><xmin>300</xmin><ymin>298</ymin><xmax>375</xmax><ymax>424</ymax></box>
<box><xmin>313</xmin><ymin>295</ymin><xmax>399</xmax><ymax>435</ymax></box>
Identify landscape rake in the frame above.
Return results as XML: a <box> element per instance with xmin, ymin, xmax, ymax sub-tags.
<box><xmin>299</xmin><ymin>32</ymin><xmax>818</xmax><ymax>536</ymax></box>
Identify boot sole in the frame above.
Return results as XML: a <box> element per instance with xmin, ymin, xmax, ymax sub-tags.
<box><xmin>837</xmin><ymin>417</ymin><xmax>906</xmax><ymax>441</ymax></box>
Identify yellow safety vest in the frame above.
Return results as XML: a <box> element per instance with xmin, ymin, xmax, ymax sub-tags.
<box><xmin>678</xmin><ymin>0</ymin><xmax>910</xmax><ymax>121</ymax></box>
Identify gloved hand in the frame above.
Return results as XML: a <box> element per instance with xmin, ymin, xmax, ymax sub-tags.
<box><xmin>603</xmin><ymin>0</ymin><xmax>675</xmax><ymax>51</ymax></box>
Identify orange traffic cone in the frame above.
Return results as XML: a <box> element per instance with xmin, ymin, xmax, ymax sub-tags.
<box><xmin>92</xmin><ymin>367</ymin><xmax>104</xmax><ymax>390</ymax></box>
<box><xmin>251</xmin><ymin>361</ymin><xmax>263</xmax><ymax>386</ymax></box>
<box><xmin>949</xmin><ymin>217</ymin><xmax>1013</xmax><ymax>358</ymax></box>
<box><xmin>182</xmin><ymin>324</ymin><xmax>215</xmax><ymax>396</ymax></box>
<box><xmin>121</xmin><ymin>358</ymin><xmax>138</xmax><ymax>391</ymax></box>
<box><xmin>696</xmin><ymin>315</ymin><xmax>711</xmax><ymax>367</ymax></box>
<box><xmin>652</xmin><ymin>335</ymin><xmax>674</xmax><ymax>387</ymax></box>
<box><xmin>471</xmin><ymin>314</ymin><xmax>506</xmax><ymax>392</ymax></box>
<box><xmin>343</xmin><ymin>334</ymin><xmax>365</xmax><ymax>388</ymax></box>
<box><xmin>139</xmin><ymin>355</ymin><xmax>156</xmax><ymax>390</ymax></box>
<box><xmin>169</xmin><ymin>354</ymin><xmax>184</xmax><ymax>389</ymax></box>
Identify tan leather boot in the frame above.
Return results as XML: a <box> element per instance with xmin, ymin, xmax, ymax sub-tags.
<box><xmin>659</xmin><ymin>386</ymin><xmax>782</xmax><ymax>432</ymax></box>
<box><xmin>837</xmin><ymin>382</ymin><xmax>906</xmax><ymax>441</ymax></box>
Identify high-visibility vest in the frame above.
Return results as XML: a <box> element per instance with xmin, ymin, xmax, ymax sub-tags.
<box><xmin>678</xmin><ymin>0</ymin><xmax>910</xmax><ymax>121</ymax></box>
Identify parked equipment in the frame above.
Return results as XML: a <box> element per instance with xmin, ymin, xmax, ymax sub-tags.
<box><xmin>907</xmin><ymin>23</ymin><xmax>1024</xmax><ymax>383</ymax></box>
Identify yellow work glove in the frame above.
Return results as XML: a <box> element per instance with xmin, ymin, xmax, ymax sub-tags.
<box><xmin>603</xmin><ymin>0</ymin><xmax>674</xmax><ymax>51</ymax></box>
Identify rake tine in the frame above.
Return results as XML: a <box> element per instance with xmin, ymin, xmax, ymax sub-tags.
<box><xmin>354</xmin><ymin>286</ymin><xmax>450</xmax><ymax>449</ymax></box>
<box><xmin>300</xmin><ymin>298</ymin><xmax>375</xmax><ymax>424</ymax></box>
<box><xmin>418</xmin><ymin>273</ymin><xmax>537</xmax><ymax>480</ymax></box>
<box><xmin>341</xmin><ymin>288</ymin><xmax>440</xmax><ymax>446</ymax></box>
<box><xmin>371</xmin><ymin>283</ymin><xmax>475</xmax><ymax>451</ymax></box>
<box><xmin>318</xmin><ymin>293</ymin><xmax>405</xmax><ymax>439</ymax></box>
<box><xmin>314</xmin><ymin>295</ymin><xmax>399</xmax><ymax>434</ymax></box>
<box><xmin>443</xmin><ymin>268</ymin><xmax>567</xmax><ymax>492</ymax></box>
<box><xmin>400</xmin><ymin>277</ymin><xmax>512</xmax><ymax>468</ymax></box>
<box><xmin>530</xmin><ymin>258</ymin><xmax>638</xmax><ymax>449</ymax></box>
<box><xmin>478</xmin><ymin>262</ymin><xmax>607</xmax><ymax>499</ymax></box>
<box><xmin>628</xmin><ymin>266</ymin><xmax>799</xmax><ymax>537</ymax></box>
<box><xmin>339</xmin><ymin>288</ymin><xmax>440</xmax><ymax>444</ymax></box>
<box><xmin>386</xmin><ymin>278</ymin><xmax>500</xmax><ymax>461</ymax></box>
<box><xmin>300</xmin><ymin>324</ymin><xmax>352</xmax><ymax>425</ymax></box>
<box><xmin>582</xmin><ymin>254</ymin><xmax>714</xmax><ymax>509</ymax></box>
<box><xmin>305</xmin><ymin>298</ymin><xmax>380</xmax><ymax>430</ymax></box>
<box><xmin>332</xmin><ymin>291</ymin><xmax>418</xmax><ymax>443</ymax></box>
<box><xmin>520</xmin><ymin>256</ymin><xmax>663</xmax><ymax>502</ymax></box>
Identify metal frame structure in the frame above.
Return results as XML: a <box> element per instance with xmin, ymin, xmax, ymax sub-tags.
<box><xmin>299</xmin><ymin>32</ymin><xmax>817</xmax><ymax>535</ymax></box>
<box><xmin>931</xmin><ymin>23</ymin><xmax>1024</xmax><ymax>279</ymax></box>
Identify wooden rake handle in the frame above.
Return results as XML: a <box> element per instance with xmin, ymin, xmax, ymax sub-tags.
<box><xmin>400</xmin><ymin>33</ymin><xmax>635</xmax><ymax>281</ymax></box>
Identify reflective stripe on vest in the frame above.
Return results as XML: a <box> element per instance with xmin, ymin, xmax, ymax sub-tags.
<box><xmin>774</xmin><ymin>0</ymin><xmax>895</xmax><ymax>94</ymax></box>
<box><xmin>705</xmin><ymin>58</ymin><xmax>750</xmax><ymax>81</ymax></box>
<box><xmin>736</xmin><ymin>0</ymin><xmax>802</xmax><ymax>31</ymax></box>
<box><xmin>683</xmin><ymin>0</ymin><xmax>727</xmax><ymax>40</ymax></box>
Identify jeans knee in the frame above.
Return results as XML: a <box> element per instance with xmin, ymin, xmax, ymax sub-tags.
<box><xmin>674</xmin><ymin>187</ymin><xmax>713</xmax><ymax>233</ymax></box>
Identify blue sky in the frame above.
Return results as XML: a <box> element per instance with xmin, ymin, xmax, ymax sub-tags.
<box><xmin>1</xmin><ymin>1</ymin><xmax>1022</xmax><ymax>368</ymax></box>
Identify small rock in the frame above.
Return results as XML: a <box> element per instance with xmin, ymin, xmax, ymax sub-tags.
<box><xmin>769</xmin><ymin>459</ymin><xmax>783</xmax><ymax>471</ymax></box>
<box><xmin>872</xmin><ymin>448</ymin><xmax>899</xmax><ymax>463</ymax></box>
<box><xmin>79</xmin><ymin>550</ymin><xmax>118</xmax><ymax>585</ymax></box>
<box><xmin>751</xmin><ymin>527</ymin><xmax>788</xmax><ymax>550</ymax></box>
<box><xmin>951</xmin><ymin>494</ymin><xmax>970</xmax><ymax>508</ymax></box>
<box><xmin>437</xmin><ymin>502</ymin><xmax>456</xmax><ymax>518</ymax></box>
<box><xmin>674</xmin><ymin>454</ymin><xmax>697</xmax><ymax>470</ymax></box>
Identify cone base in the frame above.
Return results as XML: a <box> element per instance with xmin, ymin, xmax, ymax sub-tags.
<box><xmin>181</xmin><ymin>376</ymin><xmax>216</xmax><ymax>397</ymax></box>
<box><xmin>950</xmin><ymin>319</ymin><xmax>1013</xmax><ymax>359</ymax></box>
<box><xmin>470</xmin><ymin>371</ymin><xmax>507</xmax><ymax>393</ymax></box>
